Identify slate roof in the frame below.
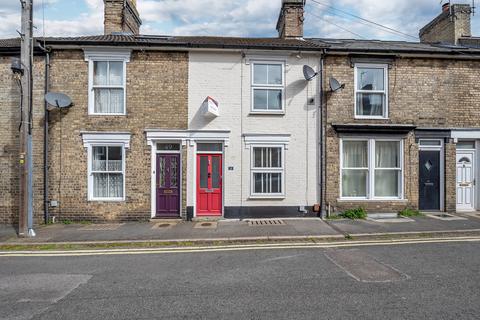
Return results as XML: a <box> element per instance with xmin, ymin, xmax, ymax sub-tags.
<box><xmin>2</xmin><ymin>34</ymin><xmax>480</xmax><ymax>56</ymax></box>
<box><xmin>309</xmin><ymin>38</ymin><xmax>480</xmax><ymax>54</ymax></box>
<box><xmin>0</xmin><ymin>35</ymin><xmax>326</xmax><ymax>51</ymax></box>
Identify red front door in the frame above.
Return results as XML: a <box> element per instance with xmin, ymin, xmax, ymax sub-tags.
<box><xmin>196</xmin><ymin>154</ymin><xmax>222</xmax><ymax>216</ymax></box>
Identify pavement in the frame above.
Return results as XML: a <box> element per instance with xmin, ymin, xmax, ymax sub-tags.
<box><xmin>1</xmin><ymin>241</ymin><xmax>479</xmax><ymax>319</ymax></box>
<box><xmin>2</xmin><ymin>212</ymin><xmax>480</xmax><ymax>245</ymax></box>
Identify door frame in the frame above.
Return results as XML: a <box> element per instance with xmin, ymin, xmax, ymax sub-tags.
<box><xmin>456</xmin><ymin>148</ymin><xmax>476</xmax><ymax>212</ymax></box>
<box><xmin>418</xmin><ymin>139</ymin><xmax>444</xmax><ymax>212</ymax></box>
<box><xmin>150</xmin><ymin>141</ymin><xmax>183</xmax><ymax>219</ymax></box>
<box><xmin>193</xmin><ymin>142</ymin><xmax>225</xmax><ymax>218</ymax></box>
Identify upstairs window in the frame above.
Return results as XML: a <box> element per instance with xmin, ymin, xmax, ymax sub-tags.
<box><xmin>85</xmin><ymin>49</ymin><xmax>131</xmax><ymax>116</ymax></box>
<box><xmin>92</xmin><ymin>61</ymin><xmax>125</xmax><ymax>114</ymax></box>
<box><xmin>355</xmin><ymin>64</ymin><xmax>388</xmax><ymax>118</ymax></box>
<box><xmin>251</xmin><ymin>62</ymin><xmax>285</xmax><ymax>112</ymax></box>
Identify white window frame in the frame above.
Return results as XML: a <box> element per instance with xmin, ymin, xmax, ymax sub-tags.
<box><xmin>250</xmin><ymin>60</ymin><xmax>285</xmax><ymax>113</ymax></box>
<box><xmin>340</xmin><ymin>138</ymin><xmax>404</xmax><ymax>200</ymax></box>
<box><xmin>354</xmin><ymin>63</ymin><xmax>389</xmax><ymax>119</ymax></box>
<box><xmin>84</xmin><ymin>50</ymin><xmax>130</xmax><ymax>116</ymax></box>
<box><xmin>250</xmin><ymin>145</ymin><xmax>285</xmax><ymax>198</ymax></box>
<box><xmin>82</xmin><ymin>133</ymin><xmax>130</xmax><ymax>202</ymax></box>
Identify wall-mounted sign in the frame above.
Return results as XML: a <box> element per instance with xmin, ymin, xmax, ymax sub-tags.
<box><xmin>203</xmin><ymin>96</ymin><xmax>219</xmax><ymax>117</ymax></box>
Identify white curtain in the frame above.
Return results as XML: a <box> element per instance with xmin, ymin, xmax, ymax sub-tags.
<box><xmin>342</xmin><ymin>170</ymin><xmax>367</xmax><ymax>197</ymax></box>
<box><xmin>375</xmin><ymin>141</ymin><xmax>400</xmax><ymax>197</ymax></box>
<box><xmin>93</xmin><ymin>173</ymin><xmax>108</xmax><ymax>198</ymax></box>
<box><xmin>375</xmin><ymin>170</ymin><xmax>399</xmax><ymax>197</ymax></box>
<box><xmin>93</xmin><ymin>61</ymin><xmax>124</xmax><ymax>114</ymax></box>
<box><xmin>375</xmin><ymin>141</ymin><xmax>399</xmax><ymax>168</ymax></box>
<box><xmin>109</xmin><ymin>174</ymin><xmax>123</xmax><ymax>198</ymax></box>
<box><xmin>93</xmin><ymin>147</ymin><xmax>106</xmax><ymax>171</ymax></box>
<box><xmin>343</xmin><ymin>141</ymin><xmax>367</xmax><ymax>168</ymax></box>
<box><xmin>92</xmin><ymin>146</ymin><xmax>123</xmax><ymax>198</ymax></box>
<box><xmin>342</xmin><ymin>141</ymin><xmax>368</xmax><ymax>197</ymax></box>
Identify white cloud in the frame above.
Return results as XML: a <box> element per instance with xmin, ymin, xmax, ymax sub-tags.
<box><xmin>0</xmin><ymin>0</ymin><xmax>478</xmax><ymax>41</ymax></box>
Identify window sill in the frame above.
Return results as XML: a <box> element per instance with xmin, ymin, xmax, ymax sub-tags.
<box><xmin>337</xmin><ymin>198</ymin><xmax>408</xmax><ymax>202</ymax></box>
<box><xmin>249</xmin><ymin>195</ymin><xmax>286</xmax><ymax>200</ymax></box>
<box><xmin>354</xmin><ymin>116</ymin><xmax>389</xmax><ymax>120</ymax></box>
<box><xmin>88</xmin><ymin>113</ymin><xmax>127</xmax><ymax>116</ymax></box>
<box><xmin>88</xmin><ymin>198</ymin><xmax>126</xmax><ymax>202</ymax></box>
<box><xmin>249</xmin><ymin>111</ymin><xmax>285</xmax><ymax>116</ymax></box>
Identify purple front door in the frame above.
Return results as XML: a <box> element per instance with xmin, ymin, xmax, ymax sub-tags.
<box><xmin>156</xmin><ymin>154</ymin><xmax>180</xmax><ymax>217</ymax></box>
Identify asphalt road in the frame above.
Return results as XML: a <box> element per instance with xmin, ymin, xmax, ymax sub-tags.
<box><xmin>1</xmin><ymin>241</ymin><xmax>479</xmax><ymax>320</ymax></box>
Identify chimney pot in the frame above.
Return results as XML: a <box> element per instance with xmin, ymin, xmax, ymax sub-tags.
<box><xmin>442</xmin><ymin>3</ymin><xmax>450</xmax><ymax>13</ymax></box>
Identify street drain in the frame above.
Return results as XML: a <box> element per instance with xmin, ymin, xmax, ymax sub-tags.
<box><xmin>248</xmin><ymin>219</ymin><xmax>285</xmax><ymax>226</ymax></box>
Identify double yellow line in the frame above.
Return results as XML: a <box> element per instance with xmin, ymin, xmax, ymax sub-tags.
<box><xmin>1</xmin><ymin>236</ymin><xmax>480</xmax><ymax>257</ymax></box>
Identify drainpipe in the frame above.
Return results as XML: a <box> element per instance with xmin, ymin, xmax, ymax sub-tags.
<box><xmin>319</xmin><ymin>50</ymin><xmax>326</xmax><ymax>219</ymax></box>
<box><xmin>39</xmin><ymin>43</ymin><xmax>50</xmax><ymax>224</ymax></box>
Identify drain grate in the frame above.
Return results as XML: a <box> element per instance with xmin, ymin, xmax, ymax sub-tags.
<box><xmin>81</xmin><ymin>223</ymin><xmax>124</xmax><ymax>231</ymax></box>
<box><xmin>248</xmin><ymin>219</ymin><xmax>285</xmax><ymax>226</ymax></box>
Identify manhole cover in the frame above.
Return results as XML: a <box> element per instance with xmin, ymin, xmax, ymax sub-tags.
<box><xmin>158</xmin><ymin>223</ymin><xmax>172</xmax><ymax>228</ymax></box>
<box><xmin>194</xmin><ymin>221</ymin><xmax>218</xmax><ymax>229</ymax></box>
<box><xmin>248</xmin><ymin>219</ymin><xmax>285</xmax><ymax>226</ymax></box>
<box><xmin>152</xmin><ymin>222</ymin><xmax>177</xmax><ymax>229</ymax></box>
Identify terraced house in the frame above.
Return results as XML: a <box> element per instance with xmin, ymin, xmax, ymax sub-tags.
<box><xmin>1</xmin><ymin>0</ymin><xmax>480</xmax><ymax>226</ymax></box>
<box><xmin>0</xmin><ymin>0</ymin><xmax>323</xmax><ymax>224</ymax></box>
<box><xmin>315</xmin><ymin>3</ymin><xmax>480</xmax><ymax>215</ymax></box>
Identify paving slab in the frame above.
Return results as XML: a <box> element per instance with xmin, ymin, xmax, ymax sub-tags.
<box><xmin>328</xmin><ymin>214</ymin><xmax>480</xmax><ymax>236</ymax></box>
<box><xmin>0</xmin><ymin>225</ymin><xmax>18</xmax><ymax>242</ymax></box>
<box><xmin>5</xmin><ymin>219</ymin><xmax>340</xmax><ymax>243</ymax></box>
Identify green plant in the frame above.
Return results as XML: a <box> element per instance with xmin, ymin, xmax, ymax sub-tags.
<box><xmin>341</xmin><ymin>207</ymin><xmax>367</xmax><ymax>220</ymax></box>
<box><xmin>62</xmin><ymin>219</ymin><xmax>73</xmax><ymax>225</ymax></box>
<box><xmin>398</xmin><ymin>208</ymin><xmax>423</xmax><ymax>217</ymax></box>
<box><xmin>326</xmin><ymin>214</ymin><xmax>343</xmax><ymax>220</ymax></box>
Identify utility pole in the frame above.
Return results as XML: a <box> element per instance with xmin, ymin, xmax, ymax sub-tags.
<box><xmin>19</xmin><ymin>0</ymin><xmax>35</xmax><ymax>237</ymax></box>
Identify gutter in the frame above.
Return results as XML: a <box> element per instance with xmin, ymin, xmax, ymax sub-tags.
<box><xmin>319</xmin><ymin>49</ymin><xmax>326</xmax><ymax>218</ymax></box>
<box><xmin>324</xmin><ymin>51</ymin><xmax>480</xmax><ymax>60</ymax></box>
<box><xmin>38</xmin><ymin>42</ymin><xmax>50</xmax><ymax>224</ymax></box>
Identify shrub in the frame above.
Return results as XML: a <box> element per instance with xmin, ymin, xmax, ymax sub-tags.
<box><xmin>341</xmin><ymin>207</ymin><xmax>367</xmax><ymax>220</ymax></box>
<box><xmin>398</xmin><ymin>208</ymin><xmax>422</xmax><ymax>217</ymax></box>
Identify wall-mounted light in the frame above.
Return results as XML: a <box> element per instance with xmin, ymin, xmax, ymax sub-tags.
<box><xmin>11</xmin><ymin>57</ymin><xmax>24</xmax><ymax>76</ymax></box>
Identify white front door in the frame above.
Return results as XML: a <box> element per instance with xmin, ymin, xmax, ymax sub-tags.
<box><xmin>456</xmin><ymin>151</ymin><xmax>475</xmax><ymax>211</ymax></box>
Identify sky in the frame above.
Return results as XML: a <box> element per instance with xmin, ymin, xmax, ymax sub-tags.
<box><xmin>0</xmin><ymin>0</ymin><xmax>479</xmax><ymax>42</ymax></box>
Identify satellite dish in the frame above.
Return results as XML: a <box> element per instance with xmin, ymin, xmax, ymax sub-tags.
<box><xmin>45</xmin><ymin>92</ymin><xmax>73</xmax><ymax>109</ymax></box>
<box><xmin>303</xmin><ymin>65</ymin><xmax>318</xmax><ymax>81</ymax></box>
<box><xmin>329</xmin><ymin>77</ymin><xmax>345</xmax><ymax>92</ymax></box>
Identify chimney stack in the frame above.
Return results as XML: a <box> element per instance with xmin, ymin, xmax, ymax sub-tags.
<box><xmin>276</xmin><ymin>0</ymin><xmax>306</xmax><ymax>39</ymax></box>
<box><xmin>104</xmin><ymin>0</ymin><xmax>142</xmax><ymax>35</ymax></box>
<box><xmin>419</xmin><ymin>3</ymin><xmax>471</xmax><ymax>45</ymax></box>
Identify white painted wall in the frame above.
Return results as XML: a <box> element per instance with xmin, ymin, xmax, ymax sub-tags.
<box><xmin>188</xmin><ymin>51</ymin><xmax>320</xmax><ymax>213</ymax></box>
